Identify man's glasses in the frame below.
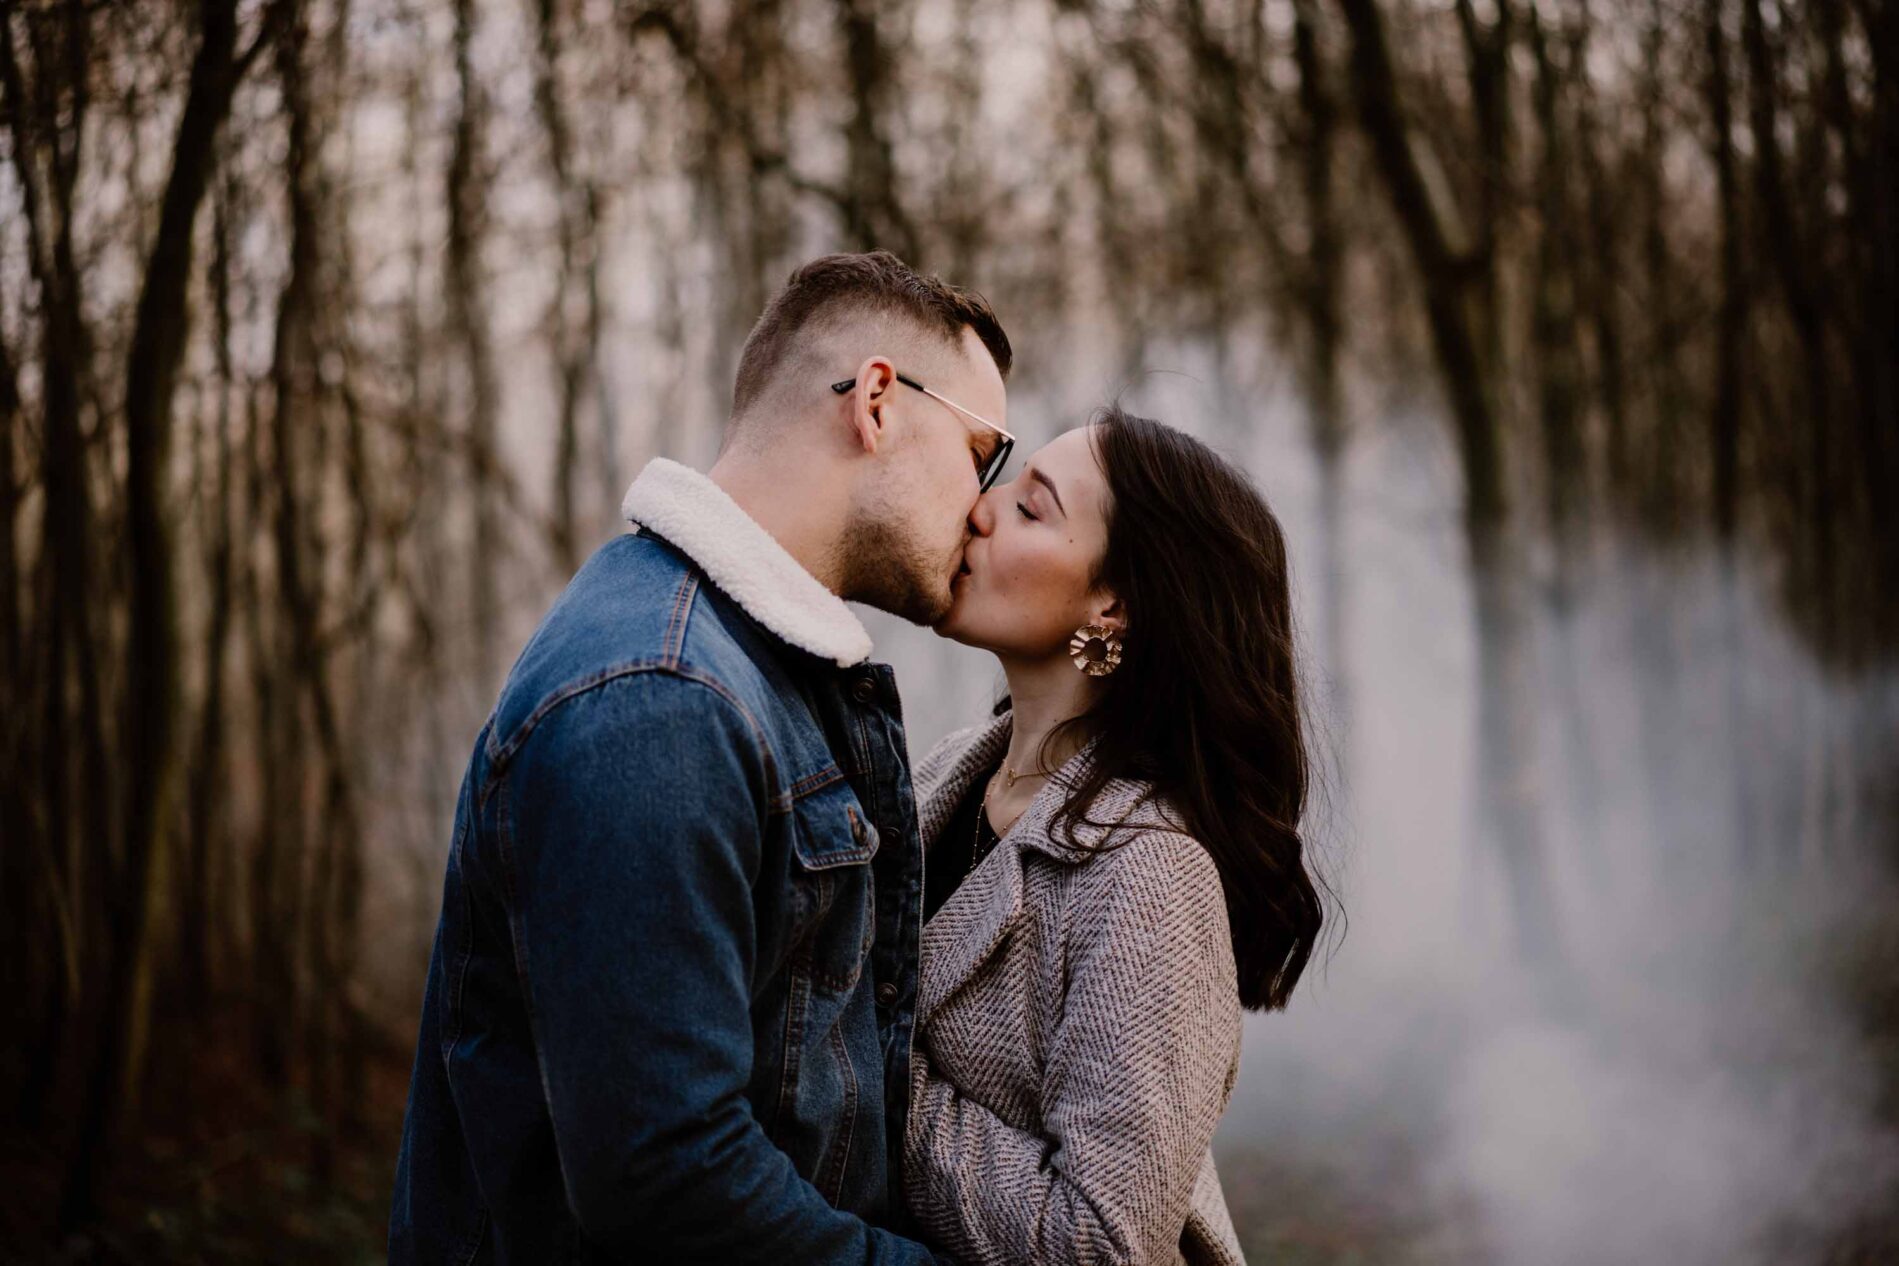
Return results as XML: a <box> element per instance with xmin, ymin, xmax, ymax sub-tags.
<box><xmin>831</xmin><ymin>372</ymin><xmax>1016</xmax><ymax>492</ymax></box>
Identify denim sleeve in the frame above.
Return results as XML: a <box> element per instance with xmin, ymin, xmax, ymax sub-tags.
<box><xmin>501</xmin><ymin>669</ymin><xmax>937</xmax><ymax>1264</ymax></box>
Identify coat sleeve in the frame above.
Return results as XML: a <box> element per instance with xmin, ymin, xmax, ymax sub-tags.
<box><xmin>904</xmin><ymin>831</ymin><xmax>1242</xmax><ymax>1265</ymax></box>
<box><xmin>912</xmin><ymin>727</ymin><xmax>977</xmax><ymax>790</ymax></box>
<box><xmin>502</xmin><ymin>670</ymin><xmax>937</xmax><ymax>1264</ymax></box>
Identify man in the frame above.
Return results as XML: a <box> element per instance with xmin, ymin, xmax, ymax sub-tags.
<box><xmin>389</xmin><ymin>251</ymin><xmax>1012</xmax><ymax>1263</ymax></box>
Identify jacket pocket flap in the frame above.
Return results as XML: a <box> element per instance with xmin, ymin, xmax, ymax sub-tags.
<box><xmin>791</xmin><ymin>777</ymin><xmax>879</xmax><ymax>871</ymax></box>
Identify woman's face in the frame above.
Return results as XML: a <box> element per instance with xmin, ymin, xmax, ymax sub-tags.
<box><xmin>935</xmin><ymin>425</ymin><xmax>1118</xmax><ymax>657</ymax></box>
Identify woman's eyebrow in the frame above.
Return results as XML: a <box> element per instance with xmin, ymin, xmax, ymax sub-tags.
<box><xmin>1027</xmin><ymin>467</ymin><xmax>1067</xmax><ymax>517</ymax></box>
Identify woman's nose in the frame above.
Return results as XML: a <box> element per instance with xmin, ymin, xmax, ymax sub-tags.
<box><xmin>968</xmin><ymin>486</ymin><xmax>998</xmax><ymax>536</ymax></box>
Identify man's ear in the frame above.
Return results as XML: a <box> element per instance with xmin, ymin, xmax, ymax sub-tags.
<box><xmin>847</xmin><ymin>357</ymin><xmax>900</xmax><ymax>455</ymax></box>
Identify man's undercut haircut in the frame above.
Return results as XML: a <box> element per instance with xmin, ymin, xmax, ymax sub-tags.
<box><xmin>731</xmin><ymin>250</ymin><xmax>1012</xmax><ymax>417</ymax></box>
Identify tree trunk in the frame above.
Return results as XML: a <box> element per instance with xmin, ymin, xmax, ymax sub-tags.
<box><xmin>1337</xmin><ymin>0</ymin><xmax>1564</xmax><ymax>975</ymax></box>
<box><xmin>1704</xmin><ymin>0</ymin><xmax>1746</xmax><ymax>544</ymax></box>
<box><xmin>532</xmin><ymin>0</ymin><xmax>595</xmax><ymax>573</ymax></box>
<box><xmin>61</xmin><ymin>0</ymin><xmax>250</xmax><ymax>1228</ymax></box>
<box><xmin>448</xmin><ymin>0</ymin><xmax>501</xmax><ymax>686</ymax></box>
<box><xmin>1293</xmin><ymin>0</ymin><xmax>1344</xmax><ymax>448</ymax></box>
<box><xmin>1470</xmin><ymin>524</ymin><xmax>1566</xmax><ymax>973</ymax></box>
<box><xmin>182</xmin><ymin>162</ymin><xmax>241</xmax><ymax>1011</ymax></box>
<box><xmin>1569</xmin><ymin>7</ymin><xmax>1630</xmax><ymax>492</ymax></box>
<box><xmin>1637</xmin><ymin>0</ymin><xmax>1686</xmax><ymax>530</ymax></box>
<box><xmin>835</xmin><ymin>0</ymin><xmax>918</xmax><ymax>259</ymax></box>
<box><xmin>1528</xmin><ymin>2</ymin><xmax>1587</xmax><ymax>547</ymax></box>
<box><xmin>1454</xmin><ymin>0</ymin><xmax>1512</xmax><ymax>375</ymax></box>
<box><xmin>1857</xmin><ymin>0</ymin><xmax>1899</xmax><ymax>621</ymax></box>
<box><xmin>1292</xmin><ymin>0</ymin><xmax>1351</xmax><ymax>730</ymax></box>
<box><xmin>1334</xmin><ymin>0</ymin><xmax>1504</xmax><ymax>526</ymax></box>
<box><xmin>2</xmin><ymin>1</ymin><xmax>111</xmax><ymax>1132</ymax></box>
<box><xmin>0</xmin><ymin>314</ymin><xmax>17</xmax><ymax>692</ymax></box>
<box><xmin>267</xmin><ymin>0</ymin><xmax>323</xmax><ymax>1143</ymax></box>
<box><xmin>1742</xmin><ymin>0</ymin><xmax>1831</xmax><ymax>568</ymax></box>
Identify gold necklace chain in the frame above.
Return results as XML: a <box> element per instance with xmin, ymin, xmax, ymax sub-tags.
<box><xmin>968</xmin><ymin>783</ymin><xmax>993</xmax><ymax>878</ymax></box>
<box><xmin>969</xmin><ymin>764</ymin><xmax>1016</xmax><ymax>877</ymax></box>
<box><xmin>970</xmin><ymin>759</ymin><xmax>1052</xmax><ymax>876</ymax></box>
<box><xmin>998</xmin><ymin>756</ymin><xmax>1051</xmax><ymax>788</ymax></box>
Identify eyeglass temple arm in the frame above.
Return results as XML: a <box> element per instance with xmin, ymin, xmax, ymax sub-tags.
<box><xmin>831</xmin><ymin>374</ymin><xmax>925</xmax><ymax>394</ymax></box>
<box><xmin>832</xmin><ymin>373</ymin><xmax>1014</xmax><ymax>443</ymax></box>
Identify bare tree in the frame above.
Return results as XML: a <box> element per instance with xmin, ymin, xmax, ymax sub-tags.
<box><xmin>180</xmin><ymin>164</ymin><xmax>242</xmax><ymax>1010</ymax></box>
<box><xmin>532</xmin><ymin>0</ymin><xmax>603</xmax><ymax>572</ymax></box>
<box><xmin>60</xmin><ymin>0</ymin><xmax>279</xmax><ymax>1226</ymax></box>
<box><xmin>2</xmin><ymin>1</ymin><xmax>111</xmax><ymax>1131</ymax></box>
<box><xmin>447</xmin><ymin>0</ymin><xmax>502</xmax><ymax>686</ymax></box>
<box><xmin>836</xmin><ymin>0</ymin><xmax>919</xmax><ymax>258</ymax></box>
<box><xmin>1335</xmin><ymin>0</ymin><xmax>1565</xmax><ymax>974</ymax></box>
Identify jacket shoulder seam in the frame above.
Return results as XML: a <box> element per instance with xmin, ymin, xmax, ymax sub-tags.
<box><xmin>481</xmin><ymin>661</ymin><xmax>789</xmax><ymax>815</ymax></box>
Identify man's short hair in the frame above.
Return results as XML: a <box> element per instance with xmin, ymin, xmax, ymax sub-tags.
<box><xmin>731</xmin><ymin>250</ymin><xmax>1012</xmax><ymax>417</ymax></box>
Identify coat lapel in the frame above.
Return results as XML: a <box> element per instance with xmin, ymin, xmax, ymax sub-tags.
<box><xmin>913</xmin><ymin>713</ymin><xmax>1013</xmax><ymax>851</ymax></box>
<box><xmin>916</xmin><ymin>713</ymin><xmax>1162</xmax><ymax>1023</ymax></box>
<box><xmin>915</xmin><ymin>713</ymin><xmax>1016</xmax><ymax>1024</ymax></box>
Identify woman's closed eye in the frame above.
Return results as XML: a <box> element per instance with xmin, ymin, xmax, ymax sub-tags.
<box><xmin>1016</xmin><ymin>502</ymin><xmax>1038</xmax><ymax>522</ymax></box>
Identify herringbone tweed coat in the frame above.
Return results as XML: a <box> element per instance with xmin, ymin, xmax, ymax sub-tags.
<box><xmin>903</xmin><ymin>712</ymin><xmax>1247</xmax><ymax>1266</ymax></box>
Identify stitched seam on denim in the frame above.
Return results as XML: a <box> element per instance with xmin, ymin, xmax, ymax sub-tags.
<box><xmin>769</xmin><ymin>967</ymin><xmax>810</xmax><ymax>1151</ymax></box>
<box><xmin>664</xmin><ymin>665</ymin><xmax>790</xmax><ymax>815</ymax></box>
<box><xmin>794</xmin><ymin>841</ymin><xmax>878</xmax><ymax>874</ymax></box>
<box><xmin>494</xmin><ymin>779</ymin><xmax>572</xmax><ymax>1164</ymax></box>
<box><xmin>788</xmin><ymin>765</ymin><xmax>847</xmax><ymax>799</ymax></box>
<box><xmin>496</xmin><ymin>778</ymin><xmax>567</xmax><ymax>1158</ymax></box>
<box><xmin>483</xmin><ymin>659</ymin><xmax>675</xmax><ymax>779</ymax></box>
<box><xmin>819</xmin><ymin>1022</ymin><xmax>859</xmax><ymax>1205</ymax></box>
<box><xmin>493</xmin><ymin>780</ymin><xmax>536</xmax><ymax>1023</ymax></box>
<box><xmin>791</xmin><ymin>796</ymin><xmax>878</xmax><ymax>871</ymax></box>
<box><xmin>481</xmin><ymin>662</ymin><xmax>792</xmax><ymax>816</ymax></box>
<box><xmin>454</xmin><ymin>1210</ymin><xmax>489</xmax><ymax>1266</ymax></box>
<box><xmin>803</xmin><ymin>869</ymin><xmax>870</xmax><ymax>993</ymax></box>
<box><xmin>863</xmin><ymin>863</ymin><xmax>877</xmax><ymax>983</ymax></box>
<box><xmin>661</xmin><ymin>573</ymin><xmax>698</xmax><ymax>669</ymax></box>
<box><xmin>849</xmin><ymin>706</ymin><xmax>872</xmax><ymax>774</ymax></box>
<box><xmin>801</xmin><ymin>864</ymin><xmax>845</xmax><ymax>986</ymax></box>
<box><xmin>439</xmin><ymin>809</ymin><xmax>476</xmax><ymax>1063</ymax></box>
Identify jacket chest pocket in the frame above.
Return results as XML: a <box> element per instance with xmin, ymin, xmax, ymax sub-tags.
<box><xmin>787</xmin><ymin>780</ymin><xmax>879</xmax><ymax>996</ymax></box>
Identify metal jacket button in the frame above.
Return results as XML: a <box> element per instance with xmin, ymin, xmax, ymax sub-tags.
<box><xmin>852</xmin><ymin>676</ymin><xmax>877</xmax><ymax>704</ymax></box>
<box><xmin>876</xmin><ymin>982</ymin><xmax>899</xmax><ymax>1007</ymax></box>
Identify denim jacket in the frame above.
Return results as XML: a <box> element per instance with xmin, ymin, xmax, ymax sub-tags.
<box><xmin>390</xmin><ymin>458</ymin><xmax>936</xmax><ymax>1264</ymax></box>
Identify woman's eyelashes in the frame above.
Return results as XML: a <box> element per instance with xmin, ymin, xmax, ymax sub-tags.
<box><xmin>1016</xmin><ymin>502</ymin><xmax>1038</xmax><ymax>522</ymax></box>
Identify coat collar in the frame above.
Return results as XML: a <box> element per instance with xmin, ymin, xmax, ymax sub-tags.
<box><xmin>621</xmin><ymin>458</ymin><xmax>874</xmax><ymax>668</ymax></box>
<box><xmin>915</xmin><ymin>709</ymin><xmax>1175</xmax><ymax>1022</ymax></box>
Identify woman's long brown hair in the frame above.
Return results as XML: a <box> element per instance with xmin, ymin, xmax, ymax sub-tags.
<box><xmin>1033</xmin><ymin>406</ymin><xmax>1329</xmax><ymax>1011</ymax></box>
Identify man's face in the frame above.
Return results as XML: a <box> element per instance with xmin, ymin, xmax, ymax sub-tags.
<box><xmin>842</xmin><ymin>328</ymin><xmax>1009</xmax><ymax>626</ymax></box>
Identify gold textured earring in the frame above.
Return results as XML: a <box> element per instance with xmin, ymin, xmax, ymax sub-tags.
<box><xmin>1068</xmin><ymin>624</ymin><xmax>1123</xmax><ymax>677</ymax></box>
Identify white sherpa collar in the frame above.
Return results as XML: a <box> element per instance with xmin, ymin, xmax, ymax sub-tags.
<box><xmin>621</xmin><ymin>458</ymin><xmax>874</xmax><ymax>668</ymax></box>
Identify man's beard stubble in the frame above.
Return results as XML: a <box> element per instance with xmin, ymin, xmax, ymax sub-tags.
<box><xmin>836</xmin><ymin>510</ymin><xmax>959</xmax><ymax>627</ymax></box>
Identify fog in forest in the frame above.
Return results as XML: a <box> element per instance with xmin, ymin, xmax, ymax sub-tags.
<box><xmin>4</xmin><ymin>0</ymin><xmax>1896</xmax><ymax>1259</ymax></box>
<box><xmin>861</xmin><ymin>350</ymin><xmax>1899</xmax><ymax>1264</ymax></box>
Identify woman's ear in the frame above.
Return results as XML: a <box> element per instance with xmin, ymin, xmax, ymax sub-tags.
<box><xmin>1090</xmin><ymin>594</ymin><xmax>1128</xmax><ymax>637</ymax></box>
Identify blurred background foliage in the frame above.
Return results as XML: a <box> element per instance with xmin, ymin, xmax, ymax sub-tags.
<box><xmin>1</xmin><ymin>0</ymin><xmax>1895</xmax><ymax>1259</ymax></box>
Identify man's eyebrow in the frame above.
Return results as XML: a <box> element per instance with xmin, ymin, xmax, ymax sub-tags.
<box><xmin>1028</xmin><ymin>467</ymin><xmax>1066</xmax><ymax>517</ymax></box>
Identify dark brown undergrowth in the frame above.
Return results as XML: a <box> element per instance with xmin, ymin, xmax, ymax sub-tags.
<box><xmin>1</xmin><ymin>1004</ymin><xmax>410</xmax><ymax>1265</ymax></box>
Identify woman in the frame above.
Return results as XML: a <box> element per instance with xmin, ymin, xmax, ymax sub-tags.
<box><xmin>904</xmin><ymin>406</ymin><xmax>1328</xmax><ymax>1265</ymax></box>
